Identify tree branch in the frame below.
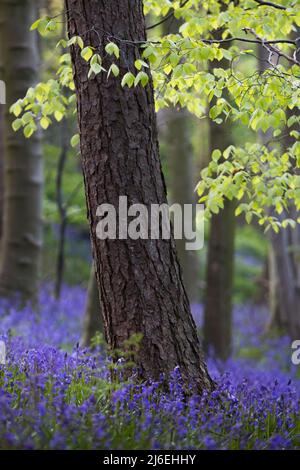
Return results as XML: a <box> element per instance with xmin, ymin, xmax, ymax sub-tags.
<box><xmin>244</xmin><ymin>28</ymin><xmax>300</xmax><ymax>67</ymax></box>
<box><xmin>146</xmin><ymin>0</ymin><xmax>190</xmax><ymax>31</ymax></box>
<box><xmin>254</xmin><ymin>0</ymin><xmax>286</xmax><ymax>10</ymax></box>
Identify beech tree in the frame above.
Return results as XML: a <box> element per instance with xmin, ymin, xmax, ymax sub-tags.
<box><xmin>204</xmin><ymin>34</ymin><xmax>236</xmax><ymax>360</ymax></box>
<box><xmin>161</xmin><ymin>18</ymin><xmax>199</xmax><ymax>304</ymax></box>
<box><xmin>64</xmin><ymin>0</ymin><xmax>213</xmax><ymax>392</ymax></box>
<box><xmin>0</xmin><ymin>0</ymin><xmax>43</xmax><ymax>299</ymax></box>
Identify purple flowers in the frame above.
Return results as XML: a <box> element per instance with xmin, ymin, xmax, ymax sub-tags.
<box><xmin>0</xmin><ymin>285</ymin><xmax>299</xmax><ymax>449</ymax></box>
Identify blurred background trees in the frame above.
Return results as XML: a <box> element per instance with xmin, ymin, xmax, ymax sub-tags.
<box><xmin>0</xmin><ymin>0</ymin><xmax>43</xmax><ymax>300</ymax></box>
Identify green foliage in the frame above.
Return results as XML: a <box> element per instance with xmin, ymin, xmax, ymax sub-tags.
<box><xmin>10</xmin><ymin>0</ymin><xmax>300</xmax><ymax>231</ymax></box>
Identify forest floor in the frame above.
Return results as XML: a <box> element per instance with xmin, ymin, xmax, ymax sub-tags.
<box><xmin>0</xmin><ymin>285</ymin><xmax>299</xmax><ymax>449</ymax></box>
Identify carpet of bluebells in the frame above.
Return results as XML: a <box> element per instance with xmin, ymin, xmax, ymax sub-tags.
<box><xmin>0</xmin><ymin>285</ymin><xmax>299</xmax><ymax>450</ymax></box>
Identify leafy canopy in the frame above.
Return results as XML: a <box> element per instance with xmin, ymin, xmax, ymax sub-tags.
<box><xmin>11</xmin><ymin>0</ymin><xmax>300</xmax><ymax>231</ymax></box>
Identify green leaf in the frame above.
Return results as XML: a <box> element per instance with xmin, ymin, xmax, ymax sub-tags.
<box><xmin>30</xmin><ymin>19</ymin><xmax>41</xmax><ymax>31</ymax></box>
<box><xmin>67</xmin><ymin>36</ymin><xmax>84</xmax><ymax>49</ymax></box>
<box><xmin>105</xmin><ymin>42</ymin><xmax>120</xmax><ymax>59</ymax></box>
<box><xmin>40</xmin><ymin>116</ymin><xmax>51</xmax><ymax>130</ymax></box>
<box><xmin>24</xmin><ymin>124</ymin><xmax>34</xmax><ymax>138</ymax></box>
<box><xmin>70</xmin><ymin>134</ymin><xmax>80</xmax><ymax>148</ymax></box>
<box><xmin>54</xmin><ymin>110</ymin><xmax>64</xmax><ymax>122</ymax></box>
<box><xmin>81</xmin><ymin>47</ymin><xmax>93</xmax><ymax>62</ymax></box>
<box><xmin>12</xmin><ymin>119</ymin><xmax>22</xmax><ymax>132</ymax></box>
<box><xmin>121</xmin><ymin>72</ymin><xmax>135</xmax><ymax>88</ymax></box>
<box><xmin>90</xmin><ymin>54</ymin><xmax>101</xmax><ymax>65</ymax></box>
<box><xmin>108</xmin><ymin>64</ymin><xmax>120</xmax><ymax>78</ymax></box>
<box><xmin>212</xmin><ymin>149</ymin><xmax>222</xmax><ymax>162</ymax></box>
<box><xmin>88</xmin><ymin>63</ymin><xmax>104</xmax><ymax>78</ymax></box>
<box><xmin>134</xmin><ymin>71</ymin><xmax>149</xmax><ymax>87</ymax></box>
<box><xmin>134</xmin><ymin>59</ymin><xmax>149</xmax><ymax>71</ymax></box>
<box><xmin>22</xmin><ymin>112</ymin><xmax>33</xmax><ymax>125</ymax></box>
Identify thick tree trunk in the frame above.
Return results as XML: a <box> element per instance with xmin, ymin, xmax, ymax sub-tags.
<box><xmin>0</xmin><ymin>12</ymin><xmax>5</xmax><ymax>240</ymax></box>
<box><xmin>203</xmin><ymin>44</ymin><xmax>236</xmax><ymax>360</ymax></box>
<box><xmin>0</xmin><ymin>107</ymin><xmax>3</xmax><ymax>239</ymax></box>
<box><xmin>65</xmin><ymin>0</ymin><xmax>213</xmax><ymax>392</ymax></box>
<box><xmin>0</xmin><ymin>0</ymin><xmax>43</xmax><ymax>299</ymax></box>
<box><xmin>81</xmin><ymin>264</ymin><xmax>103</xmax><ymax>348</ymax></box>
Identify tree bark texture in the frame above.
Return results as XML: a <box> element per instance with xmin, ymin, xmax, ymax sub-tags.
<box><xmin>0</xmin><ymin>0</ymin><xmax>43</xmax><ymax>299</ymax></box>
<box><xmin>65</xmin><ymin>0</ymin><xmax>213</xmax><ymax>392</ymax></box>
<box><xmin>0</xmin><ymin>10</ymin><xmax>5</xmax><ymax>240</ymax></box>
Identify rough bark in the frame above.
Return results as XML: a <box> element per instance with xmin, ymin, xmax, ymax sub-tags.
<box><xmin>0</xmin><ymin>0</ymin><xmax>43</xmax><ymax>299</ymax></box>
<box><xmin>203</xmin><ymin>37</ymin><xmax>236</xmax><ymax>360</ymax></box>
<box><xmin>65</xmin><ymin>0</ymin><xmax>213</xmax><ymax>392</ymax></box>
<box><xmin>81</xmin><ymin>264</ymin><xmax>103</xmax><ymax>348</ymax></box>
<box><xmin>0</xmin><ymin>11</ymin><xmax>5</xmax><ymax>240</ymax></box>
<box><xmin>0</xmin><ymin>107</ymin><xmax>3</xmax><ymax>239</ymax></box>
<box><xmin>268</xmin><ymin>110</ymin><xmax>300</xmax><ymax>338</ymax></box>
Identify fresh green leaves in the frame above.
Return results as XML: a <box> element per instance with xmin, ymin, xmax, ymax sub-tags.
<box><xmin>105</xmin><ymin>42</ymin><xmax>120</xmax><ymax>59</ymax></box>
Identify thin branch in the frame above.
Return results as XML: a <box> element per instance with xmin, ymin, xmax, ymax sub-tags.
<box><xmin>146</xmin><ymin>0</ymin><xmax>190</xmax><ymax>30</ymax></box>
<box><xmin>86</xmin><ymin>25</ymin><xmax>300</xmax><ymax>67</ymax></box>
<box><xmin>254</xmin><ymin>0</ymin><xmax>287</xmax><ymax>10</ymax></box>
<box><xmin>244</xmin><ymin>28</ymin><xmax>300</xmax><ymax>67</ymax></box>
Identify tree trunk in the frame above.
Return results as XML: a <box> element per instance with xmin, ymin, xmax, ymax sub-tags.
<box><xmin>0</xmin><ymin>0</ymin><xmax>43</xmax><ymax>300</ymax></box>
<box><xmin>259</xmin><ymin>40</ymin><xmax>300</xmax><ymax>339</ymax></box>
<box><xmin>0</xmin><ymin>24</ymin><xmax>3</xmax><ymax>240</ymax></box>
<box><xmin>65</xmin><ymin>0</ymin><xmax>213</xmax><ymax>392</ymax></box>
<box><xmin>161</xmin><ymin>18</ymin><xmax>199</xmax><ymax>304</ymax></box>
<box><xmin>0</xmin><ymin>10</ymin><xmax>5</xmax><ymax>241</ymax></box>
<box><xmin>164</xmin><ymin>108</ymin><xmax>199</xmax><ymax>303</ymax></box>
<box><xmin>203</xmin><ymin>42</ymin><xmax>236</xmax><ymax>360</ymax></box>
<box><xmin>81</xmin><ymin>264</ymin><xmax>103</xmax><ymax>348</ymax></box>
<box><xmin>204</xmin><ymin>198</ymin><xmax>236</xmax><ymax>360</ymax></box>
<box><xmin>54</xmin><ymin>119</ymin><xmax>68</xmax><ymax>299</ymax></box>
<box><xmin>0</xmin><ymin>106</ymin><xmax>3</xmax><ymax>239</ymax></box>
<box><xmin>269</xmin><ymin>212</ymin><xmax>300</xmax><ymax>338</ymax></box>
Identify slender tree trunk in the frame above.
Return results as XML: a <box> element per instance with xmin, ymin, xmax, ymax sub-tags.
<box><xmin>164</xmin><ymin>108</ymin><xmax>199</xmax><ymax>303</ymax></box>
<box><xmin>54</xmin><ymin>119</ymin><xmax>68</xmax><ymax>299</ymax></box>
<box><xmin>203</xmin><ymin>40</ymin><xmax>236</xmax><ymax>360</ymax></box>
<box><xmin>161</xmin><ymin>18</ymin><xmax>199</xmax><ymax>303</ymax></box>
<box><xmin>269</xmin><ymin>211</ymin><xmax>300</xmax><ymax>338</ymax></box>
<box><xmin>258</xmin><ymin>42</ymin><xmax>300</xmax><ymax>338</ymax></box>
<box><xmin>65</xmin><ymin>0</ymin><xmax>213</xmax><ymax>392</ymax></box>
<box><xmin>0</xmin><ymin>0</ymin><xmax>43</xmax><ymax>300</ymax></box>
<box><xmin>204</xmin><ymin>200</ymin><xmax>235</xmax><ymax>360</ymax></box>
<box><xmin>268</xmin><ymin>109</ymin><xmax>300</xmax><ymax>338</ymax></box>
<box><xmin>81</xmin><ymin>264</ymin><xmax>103</xmax><ymax>348</ymax></box>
